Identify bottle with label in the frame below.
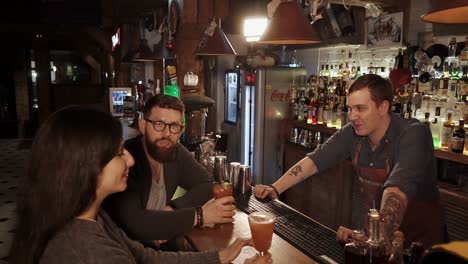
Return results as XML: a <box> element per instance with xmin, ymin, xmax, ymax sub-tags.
<box><xmin>388</xmin><ymin>231</ymin><xmax>405</xmax><ymax>264</ymax></box>
<box><xmin>450</xmin><ymin>120</ymin><xmax>465</xmax><ymax>153</ymax></box>
<box><xmin>441</xmin><ymin>112</ymin><xmax>455</xmax><ymax>149</ymax></box>
<box><xmin>431</xmin><ymin>117</ymin><xmax>442</xmax><ymax>149</ymax></box>
<box><xmin>344</xmin><ymin>230</ymin><xmax>368</xmax><ymax>264</ymax></box>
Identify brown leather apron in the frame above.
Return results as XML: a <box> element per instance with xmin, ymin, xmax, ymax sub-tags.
<box><xmin>351</xmin><ymin>139</ymin><xmax>445</xmax><ymax>248</ymax></box>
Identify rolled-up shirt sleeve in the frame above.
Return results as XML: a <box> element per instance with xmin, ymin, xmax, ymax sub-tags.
<box><xmin>383</xmin><ymin>123</ymin><xmax>436</xmax><ymax>200</ymax></box>
<box><xmin>307</xmin><ymin>123</ymin><xmax>355</xmax><ymax>173</ymax></box>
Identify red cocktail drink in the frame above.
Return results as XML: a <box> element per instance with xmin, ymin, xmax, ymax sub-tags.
<box><xmin>213</xmin><ymin>181</ymin><xmax>233</xmax><ymax>199</ymax></box>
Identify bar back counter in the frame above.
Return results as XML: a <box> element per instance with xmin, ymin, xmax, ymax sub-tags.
<box><xmin>284</xmin><ymin>120</ymin><xmax>468</xmax><ymax>242</ymax></box>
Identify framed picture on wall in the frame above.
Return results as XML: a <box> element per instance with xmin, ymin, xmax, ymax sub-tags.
<box><xmin>367</xmin><ymin>12</ymin><xmax>403</xmax><ymax>48</ymax></box>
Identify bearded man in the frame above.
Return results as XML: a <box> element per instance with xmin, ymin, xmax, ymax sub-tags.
<box><xmin>105</xmin><ymin>94</ymin><xmax>235</xmax><ymax>249</ymax></box>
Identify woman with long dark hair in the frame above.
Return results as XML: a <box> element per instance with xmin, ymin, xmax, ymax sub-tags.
<box><xmin>9</xmin><ymin>106</ymin><xmax>261</xmax><ymax>263</ymax></box>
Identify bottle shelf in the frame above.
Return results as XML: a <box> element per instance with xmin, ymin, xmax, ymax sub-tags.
<box><xmin>434</xmin><ymin>149</ymin><xmax>468</xmax><ymax>165</ymax></box>
<box><xmin>289</xmin><ymin>120</ymin><xmax>468</xmax><ymax>165</ymax></box>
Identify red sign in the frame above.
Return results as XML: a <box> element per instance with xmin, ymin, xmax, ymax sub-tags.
<box><xmin>270</xmin><ymin>89</ymin><xmax>290</xmax><ymax>102</ymax></box>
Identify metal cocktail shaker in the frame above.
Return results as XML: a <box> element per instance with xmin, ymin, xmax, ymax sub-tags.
<box><xmin>229</xmin><ymin>162</ymin><xmax>241</xmax><ymax>188</ymax></box>
<box><xmin>238</xmin><ymin>165</ymin><xmax>252</xmax><ymax>194</ymax></box>
<box><xmin>214</xmin><ymin>155</ymin><xmax>228</xmax><ymax>182</ymax></box>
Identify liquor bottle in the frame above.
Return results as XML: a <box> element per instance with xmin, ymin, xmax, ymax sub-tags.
<box><xmin>423</xmin><ymin>112</ymin><xmax>431</xmax><ymax>126</ymax></box>
<box><xmin>394</xmin><ymin>48</ymin><xmax>404</xmax><ymax>70</ymax></box>
<box><xmin>341</xmin><ymin>96</ymin><xmax>349</xmax><ymax>126</ymax></box>
<box><xmin>448</xmin><ymin>37</ymin><xmax>457</xmax><ymax>58</ymax></box>
<box><xmin>450</xmin><ymin>120</ymin><xmax>465</xmax><ymax>153</ymax></box>
<box><xmin>460</xmin><ymin>37</ymin><xmax>468</xmax><ymax>79</ymax></box>
<box><xmin>320</xmin><ymin>64</ymin><xmax>326</xmax><ymax>76</ymax></box>
<box><xmin>324</xmin><ymin>65</ymin><xmax>330</xmax><ymax>77</ymax></box>
<box><xmin>431</xmin><ymin>117</ymin><xmax>442</xmax><ymax>149</ymax></box>
<box><xmin>164</xmin><ymin>80</ymin><xmax>180</xmax><ymax>98</ymax></box>
<box><xmin>355</xmin><ymin>66</ymin><xmax>362</xmax><ymax>79</ymax></box>
<box><xmin>344</xmin><ymin>230</ymin><xmax>368</xmax><ymax>264</ymax></box>
<box><xmin>443</xmin><ymin>61</ymin><xmax>451</xmax><ymax>79</ymax></box>
<box><xmin>441</xmin><ymin>112</ymin><xmax>455</xmax><ymax>149</ymax></box>
<box><xmin>388</xmin><ymin>231</ymin><xmax>405</xmax><ymax>264</ymax></box>
<box><xmin>404</xmin><ymin>102</ymin><xmax>412</xmax><ymax>119</ymax></box>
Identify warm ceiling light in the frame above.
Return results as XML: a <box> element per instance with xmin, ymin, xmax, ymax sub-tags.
<box><xmin>244</xmin><ymin>17</ymin><xmax>268</xmax><ymax>42</ymax></box>
<box><xmin>421</xmin><ymin>0</ymin><xmax>468</xmax><ymax>24</ymax></box>
<box><xmin>195</xmin><ymin>21</ymin><xmax>237</xmax><ymax>56</ymax></box>
<box><xmin>258</xmin><ymin>1</ymin><xmax>320</xmax><ymax>45</ymax></box>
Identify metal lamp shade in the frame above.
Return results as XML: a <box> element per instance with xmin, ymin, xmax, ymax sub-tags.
<box><xmin>421</xmin><ymin>0</ymin><xmax>468</xmax><ymax>24</ymax></box>
<box><xmin>195</xmin><ymin>26</ymin><xmax>237</xmax><ymax>56</ymax></box>
<box><xmin>258</xmin><ymin>1</ymin><xmax>320</xmax><ymax>45</ymax></box>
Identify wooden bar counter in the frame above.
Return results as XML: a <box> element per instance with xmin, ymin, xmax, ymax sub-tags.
<box><xmin>186</xmin><ymin>193</ymin><xmax>345</xmax><ymax>264</ymax></box>
<box><xmin>186</xmin><ymin>208</ymin><xmax>316</xmax><ymax>264</ymax></box>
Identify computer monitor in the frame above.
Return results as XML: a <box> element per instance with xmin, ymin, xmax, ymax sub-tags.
<box><xmin>109</xmin><ymin>87</ymin><xmax>132</xmax><ymax>117</ymax></box>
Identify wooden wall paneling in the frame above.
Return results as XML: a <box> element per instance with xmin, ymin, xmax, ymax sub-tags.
<box><xmin>182</xmin><ymin>0</ymin><xmax>197</xmax><ymax>24</ymax></box>
<box><xmin>198</xmin><ymin>0</ymin><xmax>213</xmax><ymax>24</ymax></box>
<box><xmin>214</xmin><ymin>0</ymin><xmax>229</xmax><ymax>20</ymax></box>
<box><xmin>175</xmin><ymin>23</ymin><xmax>205</xmax><ymax>95</ymax></box>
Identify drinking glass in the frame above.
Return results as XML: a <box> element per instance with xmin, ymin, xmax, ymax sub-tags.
<box><xmin>248</xmin><ymin>212</ymin><xmax>276</xmax><ymax>256</ymax></box>
<box><xmin>213</xmin><ymin>181</ymin><xmax>233</xmax><ymax>199</ymax></box>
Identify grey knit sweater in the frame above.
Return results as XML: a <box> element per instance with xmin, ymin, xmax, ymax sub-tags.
<box><xmin>40</xmin><ymin>210</ymin><xmax>220</xmax><ymax>264</ymax></box>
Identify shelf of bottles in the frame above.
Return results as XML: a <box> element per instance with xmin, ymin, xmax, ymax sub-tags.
<box><xmin>288</xmin><ymin>37</ymin><xmax>468</xmax><ymax>162</ymax></box>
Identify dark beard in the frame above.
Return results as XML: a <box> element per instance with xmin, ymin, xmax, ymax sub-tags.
<box><xmin>145</xmin><ymin>137</ymin><xmax>177</xmax><ymax>162</ymax></box>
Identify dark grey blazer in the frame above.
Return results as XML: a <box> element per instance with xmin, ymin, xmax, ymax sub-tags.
<box><xmin>105</xmin><ymin>135</ymin><xmax>213</xmax><ymax>242</ymax></box>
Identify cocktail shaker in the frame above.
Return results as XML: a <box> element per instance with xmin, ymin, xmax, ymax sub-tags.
<box><xmin>229</xmin><ymin>162</ymin><xmax>241</xmax><ymax>188</ymax></box>
<box><xmin>214</xmin><ymin>155</ymin><xmax>228</xmax><ymax>182</ymax></box>
<box><xmin>238</xmin><ymin>165</ymin><xmax>252</xmax><ymax>194</ymax></box>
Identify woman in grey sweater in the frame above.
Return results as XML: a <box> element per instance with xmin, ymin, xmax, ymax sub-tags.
<box><xmin>9</xmin><ymin>106</ymin><xmax>265</xmax><ymax>264</ymax></box>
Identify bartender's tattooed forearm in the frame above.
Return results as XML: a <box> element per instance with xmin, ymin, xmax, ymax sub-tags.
<box><xmin>380</xmin><ymin>190</ymin><xmax>408</xmax><ymax>233</ymax></box>
<box><xmin>289</xmin><ymin>165</ymin><xmax>303</xmax><ymax>177</ymax></box>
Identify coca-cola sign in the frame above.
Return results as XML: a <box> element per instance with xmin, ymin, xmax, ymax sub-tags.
<box><xmin>270</xmin><ymin>89</ymin><xmax>290</xmax><ymax>102</ymax></box>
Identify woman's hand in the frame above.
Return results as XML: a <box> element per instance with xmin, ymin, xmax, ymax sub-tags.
<box><xmin>218</xmin><ymin>238</ymin><xmax>252</xmax><ymax>264</ymax></box>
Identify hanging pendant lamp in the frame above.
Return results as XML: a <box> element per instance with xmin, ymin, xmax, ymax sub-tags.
<box><xmin>195</xmin><ymin>19</ymin><xmax>237</xmax><ymax>56</ymax></box>
<box><xmin>421</xmin><ymin>0</ymin><xmax>468</xmax><ymax>24</ymax></box>
<box><xmin>258</xmin><ymin>1</ymin><xmax>321</xmax><ymax>45</ymax></box>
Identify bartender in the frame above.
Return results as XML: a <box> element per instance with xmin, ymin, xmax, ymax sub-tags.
<box><xmin>255</xmin><ymin>74</ymin><xmax>446</xmax><ymax>248</ymax></box>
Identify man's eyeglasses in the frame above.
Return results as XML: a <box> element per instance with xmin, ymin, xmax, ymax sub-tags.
<box><xmin>144</xmin><ymin>119</ymin><xmax>184</xmax><ymax>134</ymax></box>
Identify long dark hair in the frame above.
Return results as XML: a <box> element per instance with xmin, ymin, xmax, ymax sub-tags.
<box><xmin>9</xmin><ymin>106</ymin><xmax>122</xmax><ymax>263</ymax></box>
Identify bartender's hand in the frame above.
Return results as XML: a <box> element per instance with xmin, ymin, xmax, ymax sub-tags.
<box><xmin>218</xmin><ymin>238</ymin><xmax>252</xmax><ymax>264</ymax></box>
<box><xmin>254</xmin><ymin>184</ymin><xmax>279</xmax><ymax>200</ymax></box>
<box><xmin>336</xmin><ymin>226</ymin><xmax>353</xmax><ymax>242</ymax></box>
<box><xmin>202</xmin><ymin>197</ymin><xmax>236</xmax><ymax>225</ymax></box>
<box><xmin>244</xmin><ymin>253</ymin><xmax>272</xmax><ymax>263</ymax></box>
